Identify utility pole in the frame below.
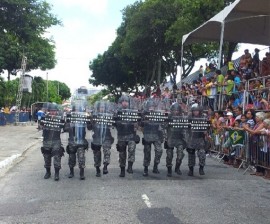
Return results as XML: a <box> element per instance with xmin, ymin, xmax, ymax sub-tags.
<box><xmin>15</xmin><ymin>56</ymin><xmax>27</xmax><ymax>125</ymax></box>
<box><xmin>46</xmin><ymin>72</ymin><xmax>48</xmax><ymax>101</ymax></box>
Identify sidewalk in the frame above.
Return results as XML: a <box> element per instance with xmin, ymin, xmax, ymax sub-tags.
<box><xmin>0</xmin><ymin>123</ymin><xmax>41</xmax><ymax>171</ymax></box>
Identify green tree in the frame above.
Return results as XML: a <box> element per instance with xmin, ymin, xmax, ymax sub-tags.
<box><xmin>0</xmin><ymin>0</ymin><xmax>61</xmax><ymax>80</ymax></box>
<box><xmin>3</xmin><ymin>79</ymin><xmax>18</xmax><ymax>107</ymax></box>
<box><xmin>89</xmin><ymin>0</ymin><xmax>240</xmax><ymax>91</ymax></box>
<box><xmin>31</xmin><ymin>76</ymin><xmax>47</xmax><ymax>102</ymax></box>
<box><xmin>0</xmin><ymin>76</ymin><xmax>5</xmax><ymax>107</ymax></box>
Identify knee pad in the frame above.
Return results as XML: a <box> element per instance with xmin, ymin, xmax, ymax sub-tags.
<box><xmin>116</xmin><ymin>143</ymin><xmax>126</xmax><ymax>152</ymax></box>
<box><xmin>41</xmin><ymin>147</ymin><xmax>52</xmax><ymax>155</ymax></box>
<box><xmin>186</xmin><ymin>148</ymin><xmax>195</xmax><ymax>154</ymax></box>
<box><xmin>68</xmin><ymin>145</ymin><xmax>77</xmax><ymax>154</ymax></box>
<box><xmin>91</xmin><ymin>142</ymin><xmax>101</xmax><ymax>151</ymax></box>
<box><xmin>52</xmin><ymin>147</ymin><xmax>65</xmax><ymax>157</ymax></box>
<box><xmin>164</xmin><ymin>141</ymin><xmax>169</xmax><ymax>149</ymax></box>
<box><xmin>134</xmin><ymin>135</ymin><xmax>140</xmax><ymax>144</ymax></box>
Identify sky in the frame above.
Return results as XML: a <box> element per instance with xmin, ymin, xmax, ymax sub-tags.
<box><xmin>6</xmin><ymin>0</ymin><xmax>270</xmax><ymax>93</ymax></box>
<box><xmin>28</xmin><ymin>0</ymin><xmax>138</xmax><ymax>94</ymax></box>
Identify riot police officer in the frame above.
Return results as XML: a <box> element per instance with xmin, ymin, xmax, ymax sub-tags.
<box><xmin>115</xmin><ymin>95</ymin><xmax>140</xmax><ymax>177</ymax></box>
<box><xmin>40</xmin><ymin>103</ymin><xmax>65</xmax><ymax>181</ymax></box>
<box><xmin>165</xmin><ymin>102</ymin><xmax>186</xmax><ymax>177</ymax></box>
<box><xmin>90</xmin><ymin>101</ymin><xmax>114</xmax><ymax>177</ymax></box>
<box><xmin>186</xmin><ymin>106</ymin><xmax>208</xmax><ymax>176</ymax></box>
<box><xmin>141</xmin><ymin>98</ymin><xmax>165</xmax><ymax>176</ymax></box>
<box><xmin>65</xmin><ymin>99</ymin><xmax>90</xmax><ymax>180</ymax></box>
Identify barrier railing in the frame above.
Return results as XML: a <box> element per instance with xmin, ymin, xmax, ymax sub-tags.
<box><xmin>0</xmin><ymin>112</ymin><xmax>30</xmax><ymax>126</ymax></box>
<box><xmin>209</xmin><ymin>127</ymin><xmax>270</xmax><ymax>178</ymax></box>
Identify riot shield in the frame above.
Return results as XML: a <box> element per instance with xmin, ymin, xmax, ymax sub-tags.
<box><xmin>66</xmin><ymin>98</ymin><xmax>91</xmax><ymax>149</ymax></box>
<box><xmin>90</xmin><ymin>100</ymin><xmax>115</xmax><ymax>146</ymax></box>
<box><xmin>142</xmin><ymin>98</ymin><xmax>168</xmax><ymax>142</ymax></box>
<box><xmin>186</xmin><ymin>106</ymin><xmax>211</xmax><ymax>150</ymax></box>
<box><xmin>166</xmin><ymin>102</ymin><xmax>187</xmax><ymax>149</ymax></box>
<box><xmin>64</xmin><ymin>97</ymin><xmax>91</xmax><ymax>177</ymax></box>
<box><xmin>40</xmin><ymin>102</ymin><xmax>65</xmax><ymax>179</ymax></box>
<box><xmin>115</xmin><ymin>95</ymin><xmax>141</xmax><ymax>142</ymax></box>
<box><xmin>41</xmin><ymin>102</ymin><xmax>65</xmax><ymax>142</ymax></box>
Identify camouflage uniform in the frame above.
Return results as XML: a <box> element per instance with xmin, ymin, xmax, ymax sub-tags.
<box><xmin>90</xmin><ymin>101</ymin><xmax>114</xmax><ymax>177</ymax></box>
<box><xmin>141</xmin><ymin>98</ymin><xmax>165</xmax><ymax>176</ymax></box>
<box><xmin>66</xmin><ymin>121</ymin><xmax>89</xmax><ymax>180</ymax></box>
<box><xmin>116</xmin><ymin>95</ymin><xmax>139</xmax><ymax>177</ymax></box>
<box><xmin>186</xmin><ymin>106</ymin><xmax>207</xmax><ymax>176</ymax></box>
<box><xmin>41</xmin><ymin>103</ymin><xmax>65</xmax><ymax>181</ymax></box>
<box><xmin>165</xmin><ymin>103</ymin><xmax>186</xmax><ymax>177</ymax></box>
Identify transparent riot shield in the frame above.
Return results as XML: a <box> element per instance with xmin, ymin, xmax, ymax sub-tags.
<box><xmin>63</xmin><ymin>97</ymin><xmax>91</xmax><ymax>176</ymax></box>
<box><xmin>186</xmin><ymin>106</ymin><xmax>211</xmax><ymax>150</ymax></box>
<box><xmin>188</xmin><ymin>106</ymin><xmax>211</xmax><ymax>132</ymax></box>
<box><xmin>90</xmin><ymin>100</ymin><xmax>115</xmax><ymax>146</ymax></box>
<box><xmin>166</xmin><ymin>102</ymin><xmax>188</xmax><ymax>149</ymax></box>
<box><xmin>40</xmin><ymin>102</ymin><xmax>65</xmax><ymax>173</ymax></box>
<box><xmin>115</xmin><ymin>95</ymin><xmax>141</xmax><ymax>143</ymax></box>
<box><xmin>41</xmin><ymin>102</ymin><xmax>65</xmax><ymax>141</ymax></box>
<box><xmin>141</xmin><ymin>98</ymin><xmax>168</xmax><ymax>142</ymax></box>
<box><xmin>66</xmin><ymin>98</ymin><xmax>91</xmax><ymax>149</ymax></box>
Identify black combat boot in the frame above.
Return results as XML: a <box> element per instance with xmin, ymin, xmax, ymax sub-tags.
<box><xmin>199</xmin><ymin>166</ymin><xmax>205</xmax><ymax>175</ymax></box>
<box><xmin>68</xmin><ymin>167</ymin><xmax>74</xmax><ymax>178</ymax></box>
<box><xmin>127</xmin><ymin>161</ymin><xmax>133</xmax><ymax>174</ymax></box>
<box><xmin>44</xmin><ymin>168</ymin><xmax>51</xmax><ymax>179</ymax></box>
<box><xmin>96</xmin><ymin>166</ymin><xmax>101</xmax><ymax>177</ymax></box>
<box><xmin>188</xmin><ymin>166</ymin><xmax>194</xmax><ymax>176</ymax></box>
<box><xmin>167</xmin><ymin>166</ymin><xmax>172</xmax><ymax>177</ymax></box>
<box><xmin>54</xmin><ymin>168</ymin><xmax>60</xmax><ymax>181</ymax></box>
<box><xmin>80</xmin><ymin>168</ymin><xmax>85</xmax><ymax>180</ymax></box>
<box><xmin>119</xmin><ymin>167</ymin><xmax>125</xmax><ymax>177</ymax></box>
<box><xmin>175</xmin><ymin>162</ymin><xmax>182</xmax><ymax>175</ymax></box>
<box><xmin>143</xmin><ymin>166</ymin><xmax>148</xmax><ymax>176</ymax></box>
<box><xmin>103</xmin><ymin>163</ymin><xmax>108</xmax><ymax>175</ymax></box>
<box><xmin>153</xmin><ymin>163</ymin><xmax>160</xmax><ymax>174</ymax></box>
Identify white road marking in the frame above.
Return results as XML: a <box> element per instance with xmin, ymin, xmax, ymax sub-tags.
<box><xmin>142</xmin><ymin>194</ymin><xmax>152</xmax><ymax>208</ymax></box>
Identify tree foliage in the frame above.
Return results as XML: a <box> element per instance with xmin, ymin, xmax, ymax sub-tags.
<box><xmin>0</xmin><ymin>76</ymin><xmax>71</xmax><ymax>108</ymax></box>
<box><xmin>89</xmin><ymin>0</ymin><xmax>240</xmax><ymax>94</ymax></box>
<box><xmin>0</xmin><ymin>0</ymin><xmax>61</xmax><ymax>80</ymax></box>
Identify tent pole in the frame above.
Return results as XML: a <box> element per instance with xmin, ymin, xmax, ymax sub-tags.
<box><xmin>218</xmin><ymin>22</ymin><xmax>225</xmax><ymax>69</ymax></box>
<box><xmin>179</xmin><ymin>43</ymin><xmax>184</xmax><ymax>88</ymax></box>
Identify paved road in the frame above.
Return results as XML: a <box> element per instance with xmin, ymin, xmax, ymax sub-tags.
<box><xmin>0</xmin><ymin>123</ymin><xmax>40</xmax><ymax>174</ymax></box>
<box><xmin>0</xmin><ymin>125</ymin><xmax>270</xmax><ymax>224</ymax></box>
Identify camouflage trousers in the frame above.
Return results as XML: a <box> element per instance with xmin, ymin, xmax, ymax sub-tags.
<box><xmin>166</xmin><ymin>144</ymin><xmax>185</xmax><ymax>167</ymax></box>
<box><xmin>68</xmin><ymin>147</ymin><xmax>86</xmax><ymax>169</ymax></box>
<box><xmin>42</xmin><ymin>140</ymin><xmax>63</xmax><ymax>169</ymax></box>
<box><xmin>143</xmin><ymin>141</ymin><xmax>163</xmax><ymax>167</ymax></box>
<box><xmin>93</xmin><ymin>145</ymin><xmax>111</xmax><ymax>167</ymax></box>
<box><xmin>187</xmin><ymin>148</ymin><xmax>206</xmax><ymax>167</ymax></box>
<box><xmin>118</xmin><ymin>140</ymin><xmax>136</xmax><ymax>167</ymax></box>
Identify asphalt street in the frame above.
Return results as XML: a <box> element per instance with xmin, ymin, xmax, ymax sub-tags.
<box><xmin>0</xmin><ymin>124</ymin><xmax>270</xmax><ymax>224</ymax></box>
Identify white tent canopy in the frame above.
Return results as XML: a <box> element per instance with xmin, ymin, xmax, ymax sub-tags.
<box><xmin>183</xmin><ymin>0</ymin><xmax>270</xmax><ymax>46</ymax></box>
<box><xmin>180</xmin><ymin>0</ymin><xmax>270</xmax><ymax>84</ymax></box>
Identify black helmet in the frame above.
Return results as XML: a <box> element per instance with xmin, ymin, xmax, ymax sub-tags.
<box><xmin>118</xmin><ymin>95</ymin><xmax>129</xmax><ymax>103</ymax></box>
<box><xmin>95</xmin><ymin>101</ymin><xmax>108</xmax><ymax>112</ymax></box>
<box><xmin>43</xmin><ymin>102</ymin><xmax>58</xmax><ymax>112</ymax></box>
<box><xmin>144</xmin><ymin>99</ymin><xmax>156</xmax><ymax>111</ymax></box>
<box><xmin>191</xmin><ymin>105</ymin><xmax>203</xmax><ymax>112</ymax></box>
<box><xmin>170</xmin><ymin>102</ymin><xmax>182</xmax><ymax>113</ymax></box>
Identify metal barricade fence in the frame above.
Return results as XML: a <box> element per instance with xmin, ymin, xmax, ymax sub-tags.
<box><xmin>248</xmin><ymin>134</ymin><xmax>270</xmax><ymax>173</ymax></box>
<box><xmin>0</xmin><ymin>112</ymin><xmax>30</xmax><ymax>126</ymax></box>
<box><xmin>0</xmin><ymin>112</ymin><xmax>7</xmax><ymax>126</ymax></box>
<box><xmin>209</xmin><ymin>127</ymin><xmax>270</xmax><ymax>176</ymax></box>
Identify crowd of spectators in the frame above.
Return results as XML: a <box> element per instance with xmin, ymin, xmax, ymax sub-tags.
<box><xmin>142</xmin><ymin>48</ymin><xmax>270</xmax><ymax>180</ymax></box>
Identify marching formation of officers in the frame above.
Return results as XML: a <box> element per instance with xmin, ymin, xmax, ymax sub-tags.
<box><xmin>39</xmin><ymin>95</ymin><xmax>210</xmax><ymax>181</ymax></box>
